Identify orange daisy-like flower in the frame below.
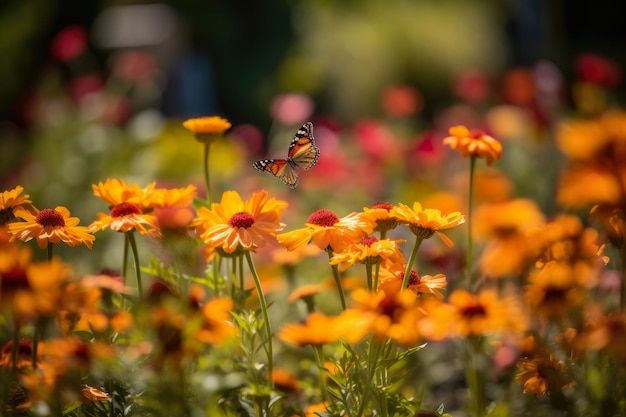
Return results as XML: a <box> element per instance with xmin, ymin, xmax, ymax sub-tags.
<box><xmin>516</xmin><ymin>355</ymin><xmax>575</xmax><ymax>396</ymax></box>
<box><xmin>390</xmin><ymin>202</ymin><xmax>465</xmax><ymax>247</ymax></box>
<box><xmin>0</xmin><ymin>186</ymin><xmax>37</xmax><ymax>225</ymax></box>
<box><xmin>442</xmin><ymin>125</ymin><xmax>503</xmax><ymax>165</ymax></box>
<box><xmin>193</xmin><ymin>190</ymin><xmax>287</xmax><ymax>254</ymax></box>
<box><xmin>278</xmin><ymin>209</ymin><xmax>374</xmax><ymax>252</ymax></box>
<box><xmin>363</xmin><ymin>201</ymin><xmax>399</xmax><ymax>235</ymax></box>
<box><xmin>90</xmin><ymin>178</ymin><xmax>160</xmax><ymax>236</ymax></box>
<box><xmin>151</xmin><ymin>184</ymin><xmax>198</xmax><ymax>229</ymax></box>
<box><xmin>420</xmin><ymin>289</ymin><xmax>526</xmax><ymax>340</ymax></box>
<box><xmin>195</xmin><ymin>297</ymin><xmax>238</xmax><ymax>345</ymax></box>
<box><xmin>378</xmin><ymin>266</ymin><xmax>447</xmax><ymax>299</ymax></box>
<box><xmin>278</xmin><ymin>309</ymin><xmax>373</xmax><ymax>347</ymax></box>
<box><xmin>329</xmin><ymin>235</ymin><xmax>406</xmax><ymax>272</ymax></box>
<box><xmin>8</xmin><ymin>206</ymin><xmax>95</xmax><ymax>250</ymax></box>
<box><xmin>182</xmin><ymin>116</ymin><xmax>232</xmax><ymax>143</ymax></box>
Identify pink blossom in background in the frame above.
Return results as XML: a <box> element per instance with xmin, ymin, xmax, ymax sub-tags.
<box><xmin>381</xmin><ymin>84</ymin><xmax>423</xmax><ymax>118</ymax></box>
<box><xmin>575</xmin><ymin>53</ymin><xmax>622</xmax><ymax>88</ymax></box>
<box><xmin>50</xmin><ymin>25</ymin><xmax>88</xmax><ymax>62</ymax></box>
<box><xmin>112</xmin><ymin>51</ymin><xmax>158</xmax><ymax>83</ymax></box>
<box><xmin>231</xmin><ymin>124</ymin><xmax>265</xmax><ymax>156</ymax></box>
<box><xmin>453</xmin><ymin>69</ymin><xmax>491</xmax><ymax>104</ymax></box>
<box><xmin>67</xmin><ymin>74</ymin><xmax>105</xmax><ymax>104</ymax></box>
<box><xmin>270</xmin><ymin>93</ymin><xmax>314</xmax><ymax>126</ymax></box>
<box><xmin>353</xmin><ymin>119</ymin><xmax>399</xmax><ymax>161</ymax></box>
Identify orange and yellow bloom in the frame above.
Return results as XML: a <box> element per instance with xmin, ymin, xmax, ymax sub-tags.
<box><xmin>443</xmin><ymin>125</ymin><xmax>503</xmax><ymax>165</ymax></box>
<box><xmin>183</xmin><ymin>116</ymin><xmax>231</xmax><ymax>143</ymax></box>
<box><xmin>391</xmin><ymin>202</ymin><xmax>465</xmax><ymax>247</ymax></box>
<box><xmin>193</xmin><ymin>190</ymin><xmax>287</xmax><ymax>254</ymax></box>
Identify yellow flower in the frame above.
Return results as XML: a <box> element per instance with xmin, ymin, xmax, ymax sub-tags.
<box><xmin>516</xmin><ymin>356</ymin><xmax>575</xmax><ymax>396</ymax></box>
<box><xmin>329</xmin><ymin>235</ymin><xmax>406</xmax><ymax>272</ymax></box>
<box><xmin>90</xmin><ymin>179</ymin><xmax>160</xmax><ymax>236</ymax></box>
<box><xmin>182</xmin><ymin>116</ymin><xmax>231</xmax><ymax>143</ymax></box>
<box><xmin>391</xmin><ymin>202</ymin><xmax>464</xmax><ymax>247</ymax></box>
<box><xmin>8</xmin><ymin>206</ymin><xmax>95</xmax><ymax>250</ymax></box>
<box><xmin>278</xmin><ymin>209</ymin><xmax>374</xmax><ymax>252</ymax></box>
<box><xmin>378</xmin><ymin>266</ymin><xmax>447</xmax><ymax>299</ymax></box>
<box><xmin>193</xmin><ymin>190</ymin><xmax>287</xmax><ymax>254</ymax></box>
<box><xmin>0</xmin><ymin>185</ymin><xmax>37</xmax><ymax>226</ymax></box>
<box><xmin>442</xmin><ymin>125</ymin><xmax>503</xmax><ymax>165</ymax></box>
<box><xmin>363</xmin><ymin>201</ymin><xmax>398</xmax><ymax>234</ymax></box>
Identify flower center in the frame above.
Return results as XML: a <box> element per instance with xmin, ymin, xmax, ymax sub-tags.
<box><xmin>407</xmin><ymin>270</ymin><xmax>421</xmax><ymax>286</ymax></box>
<box><xmin>360</xmin><ymin>235</ymin><xmax>378</xmax><ymax>247</ymax></box>
<box><xmin>372</xmin><ymin>201</ymin><xmax>393</xmax><ymax>211</ymax></box>
<box><xmin>462</xmin><ymin>303</ymin><xmax>487</xmax><ymax>318</ymax></box>
<box><xmin>469</xmin><ymin>128</ymin><xmax>485</xmax><ymax>139</ymax></box>
<box><xmin>379</xmin><ymin>297</ymin><xmax>400</xmax><ymax>319</ymax></box>
<box><xmin>35</xmin><ymin>208</ymin><xmax>65</xmax><ymax>227</ymax></box>
<box><xmin>228</xmin><ymin>212</ymin><xmax>255</xmax><ymax>229</ymax></box>
<box><xmin>307</xmin><ymin>209</ymin><xmax>339</xmax><ymax>227</ymax></box>
<box><xmin>0</xmin><ymin>268</ymin><xmax>30</xmax><ymax>292</ymax></box>
<box><xmin>110</xmin><ymin>202</ymin><xmax>141</xmax><ymax>218</ymax></box>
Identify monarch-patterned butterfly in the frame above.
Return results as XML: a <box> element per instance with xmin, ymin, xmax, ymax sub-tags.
<box><xmin>252</xmin><ymin>122</ymin><xmax>320</xmax><ymax>189</ymax></box>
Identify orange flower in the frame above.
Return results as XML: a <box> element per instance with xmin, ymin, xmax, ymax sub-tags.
<box><xmin>442</xmin><ymin>125</ymin><xmax>503</xmax><ymax>165</ymax></box>
<box><xmin>516</xmin><ymin>356</ymin><xmax>575</xmax><ymax>396</ymax></box>
<box><xmin>90</xmin><ymin>178</ymin><xmax>161</xmax><ymax>236</ymax></box>
<box><xmin>278</xmin><ymin>209</ymin><xmax>374</xmax><ymax>252</ymax></box>
<box><xmin>278</xmin><ymin>310</ymin><xmax>373</xmax><ymax>347</ymax></box>
<box><xmin>0</xmin><ymin>186</ymin><xmax>37</xmax><ymax>225</ymax></box>
<box><xmin>378</xmin><ymin>266</ymin><xmax>447</xmax><ymax>299</ymax></box>
<box><xmin>195</xmin><ymin>297</ymin><xmax>238</xmax><ymax>345</ymax></box>
<box><xmin>390</xmin><ymin>202</ymin><xmax>464</xmax><ymax>247</ymax></box>
<box><xmin>9</xmin><ymin>206</ymin><xmax>94</xmax><ymax>250</ymax></box>
<box><xmin>81</xmin><ymin>385</ymin><xmax>111</xmax><ymax>404</ymax></box>
<box><xmin>329</xmin><ymin>235</ymin><xmax>406</xmax><ymax>272</ymax></box>
<box><xmin>193</xmin><ymin>190</ymin><xmax>287</xmax><ymax>254</ymax></box>
<box><xmin>363</xmin><ymin>201</ymin><xmax>399</xmax><ymax>235</ymax></box>
<box><xmin>420</xmin><ymin>290</ymin><xmax>526</xmax><ymax>340</ymax></box>
<box><xmin>182</xmin><ymin>116</ymin><xmax>231</xmax><ymax>143</ymax></box>
<box><xmin>151</xmin><ymin>184</ymin><xmax>197</xmax><ymax>229</ymax></box>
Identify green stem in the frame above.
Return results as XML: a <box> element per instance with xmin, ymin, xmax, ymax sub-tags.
<box><xmin>373</xmin><ymin>261</ymin><xmax>381</xmax><ymax>292</ymax></box>
<box><xmin>401</xmin><ymin>236</ymin><xmax>424</xmax><ymax>290</ymax></box>
<box><xmin>47</xmin><ymin>243</ymin><xmax>53</xmax><ymax>262</ymax></box>
<box><xmin>327</xmin><ymin>249</ymin><xmax>347</xmax><ymax>310</ymax></box>
<box><xmin>365</xmin><ymin>263</ymin><xmax>373</xmax><ymax>291</ymax></box>
<box><xmin>244</xmin><ymin>251</ymin><xmax>273</xmax><ymax>385</ymax></box>
<box><xmin>311</xmin><ymin>344</ymin><xmax>330</xmax><ymax>403</ymax></box>
<box><xmin>203</xmin><ymin>142</ymin><xmax>212</xmax><ymax>205</ymax></box>
<box><xmin>465</xmin><ymin>336</ymin><xmax>485</xmax><ymax>417</ymax></box>
<box><xmin>468</xmin><ymin>155</ymin><xmax>476</xmax><ymax>289</ymax></box>
<box><xmin>126</xmin><ymin>231</ymin><xmax>143</xmax><ymax>299</ymax></box>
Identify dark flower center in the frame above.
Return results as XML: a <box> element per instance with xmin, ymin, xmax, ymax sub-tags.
<box><xmin>360</xmin><ymin>235</ymin><xmax>378</xmax><ymax>247</ymax></box>
<box><xmin>469</xmin><ymin>128</ymin><xmax>485</xmax><ymax>139</ymax></box>
<box><xmin>228</xmin><ymin>212</ymin><xmax>255</xmax><ymax>229</ymax></box>
<box><xmin>543</xmin><ymin>286</ymin><xmax>568</xmax><ymax>303</ymax></box>
<box><xmin>379</xmin><ymin>297</ymin><xmax>400</xmax><ymax>319</ymax></box>
<box><xmin>35</xmin><ymin>208</ymin><xmax>65</xmax><ymax>227</ymax></box>
<box><xmin>0</xmin><ymin>208</ymin><xmax>16</xmax><ymax>226</ymax></box>
<box><xmin>307</xmin><ymin>209</ymin><xmax>339</xmax><ymax>227</ymax></box>
<box><xmin>1</xmin><ymin>339</ymin><xmax>33</xmax><ymax>357</ymax></box>
<box><xmin>0</xmin><ymin>268</ymin><xmax>30</xmax><ymax>292</ymax></box>
<box><xmin>110</xmin><ymin>202</ymin><xmax>141</xmax><ymax>218</ymax></box>
<box><xmin>408</xmin><ymin>270</ymin><xmax>421</xmax><ymax>286</ymax></box>
<box><xmin>372</xmin><ymin>201</ymin><xmax>393</xmax><ymax>211</ymax></box>
<box><xmin>462</xmin><ymin>304</ymin><xmax>487</xmax><ymax>318</ymax></box>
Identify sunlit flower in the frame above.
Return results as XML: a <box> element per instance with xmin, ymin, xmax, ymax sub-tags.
<box><xmin>420</xmin><ymin>290</ymin><xmax>526</xmax><ymax>340</ymax></box>
<box><xmin>0</xmin><ymin>186</ymin><xmax>37</xmax><ymax>226</ymax></box>
<box><xmin>391</xmin><ymin>202</ymin><xmax>465</xmax><ymax>247</ymax></box>
<box><xmin>183</xmin><ymin>116</ymin><xmax>231</xmax><ymax>143</ymax></box>
<box><xmin>363</xmin><ymin>201</ymin><xmax>398</xmax><ymax>235</ymax></box>
<box><xmin>278</xmin><ymin>209</ymin><xmax>374</xmax><ymax>252</ymax></box>
<box><xmin>90</xmin><ymin>179</ymin><xmax>160</xmax><ymax>236</ymax></box>
<box><xmin>329</xmin><ymin>235</ymin><xmax>406</xmax><ymax>272</ymax></box>
<box><xmin>351</xmin><ymin>288</ymin><xmax>423</xmax><ymax>346</ymax></box>
<box><xmin>193</xmin><ymin>190</ymin><xmax>287</xmax><ymax>254</ymax></box>
<box><xmin>516</xmin><ymin>356</ymin><xmax>575</xmax><ymax>396</ymax></box>
<box><xmin>442</xmin><ymin>125</ymin><xmax>503</xmax><ymax>165</ymax></box>
<box><xmin>473</xmin><ymin>199</ymin><xmax>545</xmax><ymax>279</ymax></box>
<box><xmin>195</xmin><ymin>297</ymin><xmax>238</xmax><ymax>345</ymax></box>
<box><xmin>8</xmin><ymin>206</ymin><xmax>94</xmax><ymax>250</ymax></box>
<box><xmin>525</xmin><ymin>261</ymin><xmax>588</xmax><ymax>319</ymax></box>
<box><xmin>303</xmin><ymin>402</ymin><xmax>330</xmax><ymax>417</ymax></box>
<box><xmin>378</xmin><ymin>266</ymin><xmax>447</xmax><ymax>299</ymax></box>
<box><xmin>278</xmin><ymin>309</ymin><xmax>373</xmax><ymax>347</ymax></box>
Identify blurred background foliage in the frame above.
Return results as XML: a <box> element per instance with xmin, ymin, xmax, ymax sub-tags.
<box><xmin>1</xmin><ymin>0</ymin><xmax>625</xmax><ymax>269</ymax></box>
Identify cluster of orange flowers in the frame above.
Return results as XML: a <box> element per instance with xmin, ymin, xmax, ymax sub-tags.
<box><xmin>1</xmin><ymin>114</ymin><xmax>626</xmax><ymax>415</ymax></box>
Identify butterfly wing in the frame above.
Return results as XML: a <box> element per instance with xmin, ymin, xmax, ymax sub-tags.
<box><xmin>252</xmin><ymin>159</ymin><xmax>300</xmax><ymax>189</ymax></box>
<box><xmin>287</xmin><ymin>122</ymin><xmax>320</xmax><ymax>170</ymax></box>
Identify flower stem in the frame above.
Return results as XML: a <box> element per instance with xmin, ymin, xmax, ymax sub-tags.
<box><xmin>621</xmin><ymin>237</ymin><xmax>626</xmax><ymax>311</ymax></box>
<box><xmin>327</xmin><ymin>249</ymin><xmax>347</xmax><ymax>310</ymax></box>
<box><xmin>244</xmin><ymin>251</ymin><xmax>273</xmax><ymax>386</ymax></box>
<box><xmin>468</xmin><ymin>155</ymin><xmax>476</xmax><ymax>289</ymax></box>
<box><xmin>203</xmin><ymin>142</ymin><xmax>212</xmax><ymax>205</ymax></box>
<box><xmin>401</xmin><ymin>236</ymin><xmax>424</xmax><ymax>290</ymax></box>
<box><xmin>465</xmin><ymin>335</ymin><xmax>486</xmax><ymax>417</ymax></box>
<box><xmin>126</xmin><ymin>231</ymin><xmax>143</xmax><ymax>299</ymax></box>
<box><xmin>373</xmin><ymin>262</ymin><xmax>381</xmax><ymax>292</ymax></box>
<box><xmin>311</xmin><ymin>344</ymin><xmax>330</xmax><ymax>403</ymax></box>
<box><xmin>47</xmin><ymin>243</ymin><xmax>53</xmax><ymax>262</ymax></box>
<box><xmin>365</xmin><ymin>264</ymin><xmax>373</xmax><ymax>291</ymax></box>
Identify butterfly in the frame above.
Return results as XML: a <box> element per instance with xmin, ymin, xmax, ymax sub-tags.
<box><xmin>252</xmin><ymin>122</ymin><xmax>320</xmax><ymax>189</ymax></box>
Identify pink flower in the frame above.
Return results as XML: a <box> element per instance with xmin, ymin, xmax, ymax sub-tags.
<box><xmin>50</xmin><ymin>25</ymin><xmax>87</xmax><ymax>62</ymax></box>
<box><xmin>270</xmin><ymin>93</ymin><xmax>314</xmax><ymax>125</ymax></box>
